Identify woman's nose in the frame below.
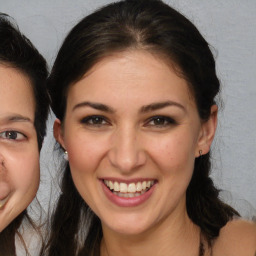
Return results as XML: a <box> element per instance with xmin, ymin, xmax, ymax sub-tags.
<box><xmin>108</xmin><ymin>126</ymin><xmax>146</xmax><ymax>174</ymax></box>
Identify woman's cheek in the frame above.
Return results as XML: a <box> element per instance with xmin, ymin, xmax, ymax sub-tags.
<box><xmin>67</xmin><ymin>133</ymin><xmax>109</xmax><ymax>172</ymax></box>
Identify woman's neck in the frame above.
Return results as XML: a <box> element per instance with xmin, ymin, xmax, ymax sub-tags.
<box><xmin>100</xmin><ymin>210</ymin><xmax>201</xmax><ymax>256</ymax></box>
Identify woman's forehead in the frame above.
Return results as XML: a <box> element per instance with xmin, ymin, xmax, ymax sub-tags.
<box><xmin>66</xmin><ymin>50</ymin><xmax>196</xmax><ymax>113</ymax></box>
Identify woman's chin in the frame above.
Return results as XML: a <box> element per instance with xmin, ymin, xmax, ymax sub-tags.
<box><xmin>102</xmin><ymin>217</ymin><xmax>153</xmax><ymax>237</ymax></box>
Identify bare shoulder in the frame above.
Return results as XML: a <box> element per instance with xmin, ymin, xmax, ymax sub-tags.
<box><xmin>213</xmin><ymin>219</ymin><xmax>256</xmax><ymax>256</ymax></box>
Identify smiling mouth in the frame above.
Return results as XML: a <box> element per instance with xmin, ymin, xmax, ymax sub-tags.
<box><xmin>103</xmin><ymin>180</ymin><xmax>156</xmax><ymax>198</ymax></box>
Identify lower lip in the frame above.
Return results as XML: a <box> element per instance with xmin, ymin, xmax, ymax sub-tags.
<box><xmin>101</xmin><ymin>180</ymin><xmax>156</xmax><ymax>207</ymax></box>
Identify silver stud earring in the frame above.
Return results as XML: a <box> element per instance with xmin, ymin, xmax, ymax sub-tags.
<box><xmin>199</xmin><ymin>150</ymin><xmax>203</xmax><ymax>157</ymax></box>
<box><xmin>64</xmin><ymin>151</ymin><xmax>69</xmax><ymax>161</ymax></box>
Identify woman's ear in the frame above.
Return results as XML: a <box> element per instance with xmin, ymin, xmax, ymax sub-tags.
<box><xmin>196</xmin><ymin>105</ymin><xmax>218</xmax><ymax>157</ymax></box>
<box><xmin>53</xmin><ymin>118</ymin><xmax>66</xmax><ymax>150</ymax></box>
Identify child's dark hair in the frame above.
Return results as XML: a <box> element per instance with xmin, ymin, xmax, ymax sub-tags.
<box><xmin>0</xmin><ymin>13</ymin><xmax>49</xmax><ymax>150</ymax></box>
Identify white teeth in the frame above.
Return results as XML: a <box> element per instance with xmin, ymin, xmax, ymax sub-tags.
<box><xmin>109</xmin><ymin>181</ymin><xmax>114</xmax><ymax>190</ymax></box>
<box><xmin>128</xmin><ymin>183</ymin><xmax>136</xmax><ymax>193</ymax></box>
<box><xmin>113</xmin><ymin>182</ymin><xmax>119</xmax><ymax>192</ymax></box>
<box><xmin>128</xmin><ymin>193</ymin><xmax>134</xmax><ymax>198</ymax></box>
<box><xmin>104</xmin><ymin>179</ymin><xmax>155</xmax><ymax>197</ymax></box>
<box><xmin>120</xmin><ymin>183</ymin><xmax>127</xmax><ymax>193</ymax></box>
<box><xmin>136</xmin><ymin>182</ymin><xmax>142</xmax><ymax>192</ymax></box>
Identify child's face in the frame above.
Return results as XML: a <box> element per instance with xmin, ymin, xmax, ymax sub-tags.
<box><xmin>0</xmin><ymin>65</ymin><xmax>39</xmax><ymax>232</ymax></box>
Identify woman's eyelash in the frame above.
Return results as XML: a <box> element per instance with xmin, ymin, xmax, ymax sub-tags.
<box><xmin>80</xmin><ymin>115</ymin><xmax>176</xmax><ymax>127</ymax></box>
<box><xmin>80</xmin><ymin>115</ymin><xmax>109</xmax><ymax>126</ymax></box>
<box><xmin>0</xmin><ymin>131</ymin><xmax>26</xmax><ymax>140</ymax></box>
<box><xmin>145</xmin><ymin>116</ymin><xmax>177</xmax><ymax>127</ymax></box>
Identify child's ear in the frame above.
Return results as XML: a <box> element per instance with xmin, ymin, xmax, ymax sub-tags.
<box><xmin>195</xmin><ymin>105</ymin><xmax>218</xmax><ymax>157</ymax></box>
<box><xmin>53</xmin><ymin>118</ymin><xmax>66</xmax><ymax>150</ymax></box>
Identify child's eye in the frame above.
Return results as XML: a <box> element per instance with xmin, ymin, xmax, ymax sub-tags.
<box><xmin>81</xmin><ymin>115</ymin><xmax>109</xmax><ymax>126</ymax></box>
<box><xmin>145</xmin><ymin>116</ymin><xmax>176</xmax><ymax>127</ymax></box>
<box><xmin>0</xmin><ymin>131</ymin><xmax>26</xmax><ymax>141</ymax></box>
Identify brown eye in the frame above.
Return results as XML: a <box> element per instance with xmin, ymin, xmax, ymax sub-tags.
<box><xmin>146</xmin><ymin>116</ymin><xmax>176</xmax><ymax>127</ymax></box>
<box><xmin>6</xmin><ymin>131</ymin><xmax>17</xmax><ymax>139</ymax></box>
<box><xmin>81</xmin><ymin>115</ymin><xmax>109</xmax><ymax>126</ymax></box>
<box><xmin>0</xmin><ymin>131</ymin><xmax>25</xmax><ymax>140</ymax></box>
<box><xmin>152</xmin><ymin>117</ymin><xmax>167</xmax><ymax>125</ymax></box>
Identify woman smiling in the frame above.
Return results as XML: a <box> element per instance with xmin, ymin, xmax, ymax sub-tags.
<box><xmin>43</xmin><ymin>0</ymin><xmax>256</xmax><ymax>255</ymax></box>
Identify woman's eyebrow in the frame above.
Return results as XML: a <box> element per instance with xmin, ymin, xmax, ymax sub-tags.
<box><xmin>140</xmin><ymin>101</ymin><xmax>185</xmax><ymax>113</ymax></box>
<box><xmin>72</xmin><ymin>101</ymin><xmax>115</xmax><ymax>113</ymax></box>
<box><xmin>72</xmin><ymin>101</ymin><xmax>186</xmax><ymax>113</ymax></box>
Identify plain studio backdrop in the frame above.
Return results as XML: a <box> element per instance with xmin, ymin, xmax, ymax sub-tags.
<box><xmin>1</xmin><ymin>0</ymin><xmax>255</xmax><ymax>218</ymax></box>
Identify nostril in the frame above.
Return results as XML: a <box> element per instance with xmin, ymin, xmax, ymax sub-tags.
<box><xmin>0</xmin><ymin>158</ymin><xmax>7</xmax><ymax>175</ymax></box>
<box><xmin>108</xmin><ymin>150</ymin><xmax>146</xmax><ymax>173</ymax></box>
<box><xmin>0</xmin><ymin>154</ymin><xmax>4</xmax><ymax>165</ymax></box>
<box><xmin>0</xmin><ymin>158</ymin><xmax>5</xmax><ymax>168</ymax></box>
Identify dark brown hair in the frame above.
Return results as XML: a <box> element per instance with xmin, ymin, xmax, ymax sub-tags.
<box><xmin>0</xmin><ymin>13</ymin><xmax>49</xmax><ymax>255</ymax></box>
<box><xmin>43</xmin><ymin>0</ymin><xmax>238</xmax><ymax>255</ymax></box>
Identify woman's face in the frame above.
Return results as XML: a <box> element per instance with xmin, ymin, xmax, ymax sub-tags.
<box><xmin>56</xmin><ymin>51</ymin><xmax>216</xmax><ymax>236</ymax></box>
<box><xmin>0</xmin><ymin>65</ymin><xmax>39</xmax><ymax>232</ymax></box>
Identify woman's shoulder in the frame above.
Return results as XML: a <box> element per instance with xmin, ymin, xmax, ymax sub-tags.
<box><xmin>213</xmin><ymin>218</ymin><xmax>256</xmax><ymax>256</ymax></box>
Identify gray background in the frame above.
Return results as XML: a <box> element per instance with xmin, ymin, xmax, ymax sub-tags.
<box><xmin>1</xmin><ymin>0</ymin><xmax>255</xmax><ymax>216</ymax></box>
